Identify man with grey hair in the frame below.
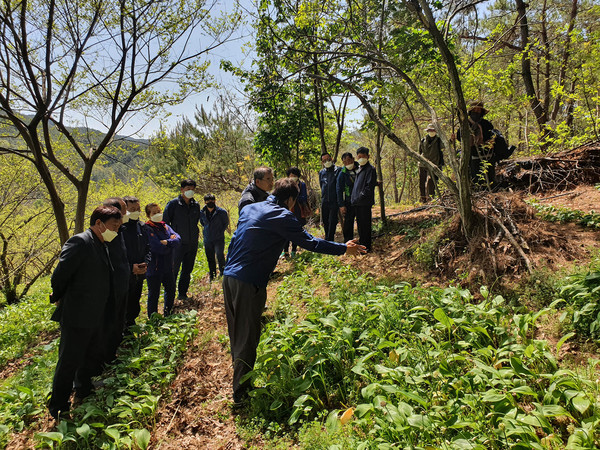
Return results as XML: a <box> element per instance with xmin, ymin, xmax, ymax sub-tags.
<box><xmin>238</xmin><ymin>167</ymin><xmax>274</xmax><ymax>213</ymax></box>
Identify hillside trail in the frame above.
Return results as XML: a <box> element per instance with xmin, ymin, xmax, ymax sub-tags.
<box><xmin>151</xmin><ymin>277</ymin><xmax>258</xmax><ymax>449</ymax></box>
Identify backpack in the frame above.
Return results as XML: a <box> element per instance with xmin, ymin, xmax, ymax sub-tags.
<box><xmin>490</xmin><ymin>129</ymin><xmax>515</xmax><ymax>163</ymax></box>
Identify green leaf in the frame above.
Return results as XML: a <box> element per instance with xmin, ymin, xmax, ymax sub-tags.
<box><xmin>76</xmin><ymin>423</ymin><xmax>91</xmax><ymax>438</ymax></box>
<box><xmin>556</xmin><ymin>332</ymin><xmax>575</xmax><ymax>355</ymax></box>
<box><xmin>133</xmin><ymin>428</ymin><xmax>151</xmax><ymax>450</ymax></box>
<box><xmin>571</xmin><ymin>394</ymin><xmax>591</xmax><ymax>414</ymax></box>
<box><xmin>433</xmin><ymin>308</ymin><xmax>453</xmax><ymax>329</ymax></box>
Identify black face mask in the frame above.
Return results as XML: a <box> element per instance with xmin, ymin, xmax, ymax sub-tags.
<box><xmin>206</xmin><ymin>202</ymin><xmax>215</xmax><ymax>209</ymax></box>
<box><xmin>469</xmin><ymin>112</ymin><xmax>482</xmax><ymax>122</ymax></box>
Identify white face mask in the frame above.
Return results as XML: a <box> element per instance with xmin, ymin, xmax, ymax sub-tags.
<box><xmin>151</xmin><ymin>213</ymin><xmax>163</xmax><ymax>222</ymax></box>
<box><xmin>101</xmin><ymin>226</ymin><xmax>118</xmax><ymax>242</ymax></box>
<box><xmin>129</xmin><ymin>211</ymin><xmax>140</xmax><ymax>221</ymax></box>
<box><xmin>345</xmin><ymin>164</ymin><xmax>355</xmax><ymax>170</ymax></box>
<box><xmin>183</xmin><ymin>189</ymin><xmax>195</xmax><ymax>199</ymax></box>
<box><xmin>427</xmin><ymin>131</ymin><xmax>437</xmax><ymax>137</ymax></box>
<box><xmin>122</xmin><ymin>211</ymin><xmax>130</xmax><ymax>223</ymax></box>
<box><xmin>323</xmin><ymin>161</ymin><xmax>333</xmax><ymax>168</ymax></box>
<box><xmin>289</xmin><ymin>176</ymin><xmax>299</xmax><ymax>182</ymax></box>
<box><xmin>357</xmin><ymin>158</ymin><xmax>368</xmax><ymax>166</ymax></box>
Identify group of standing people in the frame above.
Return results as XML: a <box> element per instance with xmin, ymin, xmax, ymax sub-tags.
<box><xmin>319</xmin><ymin>146</ymin><xmax>379</xmax><ymax>252</ymax></box>
<box><xmin>48</xmin><ymin>180</ymin><xmax>229</xmax><ymax>419</ymax></box>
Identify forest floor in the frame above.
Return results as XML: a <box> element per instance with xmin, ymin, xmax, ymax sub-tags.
<box><xmin>144</xmin><ymin>184</ymin><xmax>600</xmax><ymax>448</ymax></box>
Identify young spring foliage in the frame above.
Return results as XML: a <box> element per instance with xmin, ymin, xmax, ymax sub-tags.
<box><xmin>247</xmin><ymin>255</ymin><xmax>599</xmax><ymax>449</ymax></box>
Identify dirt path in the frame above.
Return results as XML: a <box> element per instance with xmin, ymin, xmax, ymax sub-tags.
<box><xmin>151</xmin><ymin>278</ymin><xmax>259</xmax><ymax>449</ymax></box>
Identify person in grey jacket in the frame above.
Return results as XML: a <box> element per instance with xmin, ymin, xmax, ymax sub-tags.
<box><xmin>351</xmin><ymin>147</ymin><xmax>378</xmax><ymax>252</ymax></box>
<box><xmin>418</xmin><ymin>123</ymin><xmax>444</xmax><ymax>203</ymax></box>
<box><xmin>200</xmin><ymin>194</ymin><xmax>230</xmax><ymax>281</ymax></box>
<box><xmin>48</xmin><ymin>205</ymin><xmax>123</xmax><ymax>419</ymax></box>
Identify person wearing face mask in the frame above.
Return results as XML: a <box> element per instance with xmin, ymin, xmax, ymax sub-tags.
<box><xmin>418</xmin><ymin>124</ymin><xmax>445</xmax><ymax>203</ymax></box>
<box><xmin>319</xmin><ymin>153</ymin><xmax>340</xmax><ymax>241</ymax></box>
<box><xmin>122</xmin><ymin>196</ymin><xmax>150</xmax><ymax>328</ymax></box>
<box><xmin>102</xmin><ymin>197</ymin><xmax>131</xmax><ymax>364</ymax></box>
<box><xmin>238</xmin><ymin>167</ymin><xmax>275</xmax><ymax>213</ymax></box>
<box><xmin>336</xmin><ymin>152</ymin><xmax>359</xmax><ymax>242</ymax></box>
<box><xmin>200</xmin><ymin>194</ymin><xmax>230</xmax><ymax>281</ymax></box>
<box><xmin>163</xmin><ymin>179</ymin><xmax>201</xmax><ymax>301</ymax></box>
<box><xmin>223</xmin><ymin>178</ymin><xmax>366</xmax><ymax>405</ymax></box>
<box><xmin>283</xmin><ymin>167</ymin><xmax>309</xmax><ymax>257</ymax></box>
<box><xmin>457</xmin><ymin>102</ymin><xmax>495</xmax><ymax>188</ymax></box>
<box><xmin>48</xmin><ymin>205</ymin><xmax>123</xmax><ymax>420</ymax></box>
<box><xmin>145</xmin><ymin>203</ymin><xmax>181</xmax><ymax>317</ymax></box>
<box><xmin>351</xmin><ymin>147</ymin><xmax>379</xmax><ymax>252</ymax></box>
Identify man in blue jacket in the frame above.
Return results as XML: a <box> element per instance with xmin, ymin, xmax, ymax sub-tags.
<box><xmin>336</xmin><ymin>152</ymin><xmax>358</xmax><ymax>242</ymax></box>
<box><xmin>351</xmin><ymin>147</ymin><xmax>379</xmax><ymax>252</ymax></box>
<box><xmin>200</xmin><ymin>193</ymin><xmax>230</xmax><ymax>281</ymax></box>
<box><xmin>164</xmin><ymin>179</ymin><xmax>201</xmax><ymax>300</ymax></box>
<box><xmin>318</xmin><ymin>153</ymin><xmax>340</xmax><ymax>241</ymax></box>
<box><xmin>223</xmin><ymin>178</ymin><xmax>365</xmax><ymax>405</ymax></box>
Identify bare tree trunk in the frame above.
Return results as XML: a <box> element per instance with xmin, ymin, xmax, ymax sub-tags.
<box><xmin>515</xmin><ymin>0</ymin><xmax>549</xmax><ymax>132</ymax></box>
<box><xmin>391</xmin><ymin>157</ymin><xmax>399</xmax><ymax>203</ymax></box>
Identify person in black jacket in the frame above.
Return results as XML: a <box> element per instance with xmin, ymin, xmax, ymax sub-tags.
<box><xmin>238</xmin><ymin>167</ymin><xmax>274</xmax><ymax>213</ymax></box>
<box><xmin>200</xmin><ymin>194</ymin><xmax>230</xmax><ymax>281</ymax></box>
<box><xmin>102</xmin><ymin>197</ymin><xmax>131</xmax><ymax>364</ymax></box>
<box><xmin>163</xmin><ymin>179</ymin><xmax>201</xmax><ymax>301</ymax></box>
<box><xmin>122</xmin><ymin>196</ymin><xmax>150</xmax><ymax>328</ymax></box>
<box><xmin>419</xmin><ymin>124</ymin><xmax>444</xmax><ymax>203</ymax></box>
<box><xmin>48</xmin><ymin>205</ymin><xmax>122</xmax><ymax>419</ymax></box>
<box><xmin>457</xmin><ymin>102</ymin><xmax>496</xmax><ymax>188</ymax></box>
<box><xmin>319</xmin><ymin>153</ymin><xmax>340</xmax><ymax>241</ymax></box>
<box><xmin>336</xmin><ymin>152</ymin><xmax>358</xmax><ymax>242</ymax></box>
<box><xmin>351</xmin><ymin>147</ymin><xmax>378</xmax><ymax>252</ymax></box>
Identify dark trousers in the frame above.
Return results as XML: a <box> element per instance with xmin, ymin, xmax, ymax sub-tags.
<box><xmin>321</xmin><ymin>202</ymin><xmax>339</xmax><ymax>242</ymax></box>
<box><xmin>204</xmin><ymin>239</ymin><xmax>226</xmax><ymax>279</ymax></box>
<box><xmin>104</xmin><ymin>292</ymin><xmax>127</xmax><ymax>363</ymax></box>
<box><xmin>147</xmin><ymin>272</ymin><xmax>175</xmax><ymax>317</ymax></box>
<box><xmin>173</xmin><ymin>241</ymin><xmax>198</xmax><ymax>298</ymax></box>
<box><xmin>419</xmin><ymin>167</ymin><xmax>437</xmax><ymax>202</ymax></box>
<box><xmin>125</xmin><ymin>275</ymin><xmax>144</xmax><ymax>327</ymax></box>
<box><xmin>223</xmin><ymin>276</ymin><xmax>267</xmax><ymax>402</ymax></box>
<box><xmin>341</xmin><ymin>204</ymin><xmax>356</xmax><ymax>242</ymax></box>
<box><xmin>49</xmin><ymin>324</ymin><xmax>104</xmax><ymax>415</ymax></box>
<box><xmin>355</xmin><ymin>205</ymin><xmax>373</xmax><ymax>252</ymax></box>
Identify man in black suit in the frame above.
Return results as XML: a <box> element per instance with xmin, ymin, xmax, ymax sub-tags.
<box><xmin>48</xmin><ymin>205</ymin><xmax>122</xmax><ymax>419</ymax></box>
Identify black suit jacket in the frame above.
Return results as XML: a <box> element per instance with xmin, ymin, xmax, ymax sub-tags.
<box><xmin>51</xmin><ymin>229</ymin><xmax>112</xmax><ymax>328</ymax></box>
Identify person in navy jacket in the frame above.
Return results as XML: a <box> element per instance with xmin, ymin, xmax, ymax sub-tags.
<box><xmin>144</xmin><ymin>203</ymin><xmax>181</xmax><ymax>317</ymax></box>
<box><xmin>200</xmin><ymin>193</ymin><xmax>230</xmax><ymax>281</ymax></box>
<box><xmin>318</xmin><ymin>153</ymin><xmax>340</xmax><ymax>241</ymax></box>
<box><xmin>351</xmin><ymin>147</ymin><xmax>379</xmax><ymax>252</ymax></box>
<box><xmin>163</xmin><ymin>179</ymin><xmax>200</xmax><ymax>301</ymax></box>
<box><xmin>222</xmin><ymin>178</ymin><xmax>366</xmax><ymax>404</ymax></box>
<box><xmin>122</xmin><ymin>196</ymin><xmax>150</xmax><ymax>327</ymax></box>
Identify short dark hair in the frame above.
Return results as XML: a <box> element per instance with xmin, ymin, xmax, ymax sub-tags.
<box><xmin>181</xmin><ymin>179</ymin><xmax>197</xmax><ymax>188</ymax></box>
<box><xmin>253</xmin><ymin>167</ymin><xmax>273</xmax><ymax>182</ymax></box>
<box><xmin>357</xmin><ymin>147</ymin><xmax>370</xmax><ymax>156</ymax></box>
<box><xmin>145</xmin><ymin>203</ymin><xmax>159</xmax><ymax>216</ymax></box>
<box><xmin>286</xmin><ymin>167</ymin><xmax>301</xmax><ymax>177</ymax></box>
<box><xmin>123</xmin><ymin>196</ymin><xmax>139</xmax><ymax>205</ymax></box>
<box><xmin>272</xmin><ymin>178</ymin><xmax>300</xmax><ymax>203</ymax></box>
<box><xmin>103</xmin><ymin>197</ymin><xmax>124</xmax><ymax>211</ymax></box>
<box><xmin>90</xmin><ymin>205</ymin><xmax>121</xmax><ymax>226</ymax></box>
<box><xmin>321</xmin><ymin>153</ymin><xmax>331</xmax><ymax>160</ymax></box>
<box><xmin>341</xmin><ymin>152</ymin><xmax>354</xmax><ymax>160</ymax></box>
<box><xmin>204</xmin><ymin>193</ymin><xmax>216</xmax><ymax>201</ymax></box>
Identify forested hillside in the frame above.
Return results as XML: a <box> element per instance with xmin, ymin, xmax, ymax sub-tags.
<box><xmin>2</xmin><ymin>0</ymin><xmax>600</xmax><ymax>448</ymax></box>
